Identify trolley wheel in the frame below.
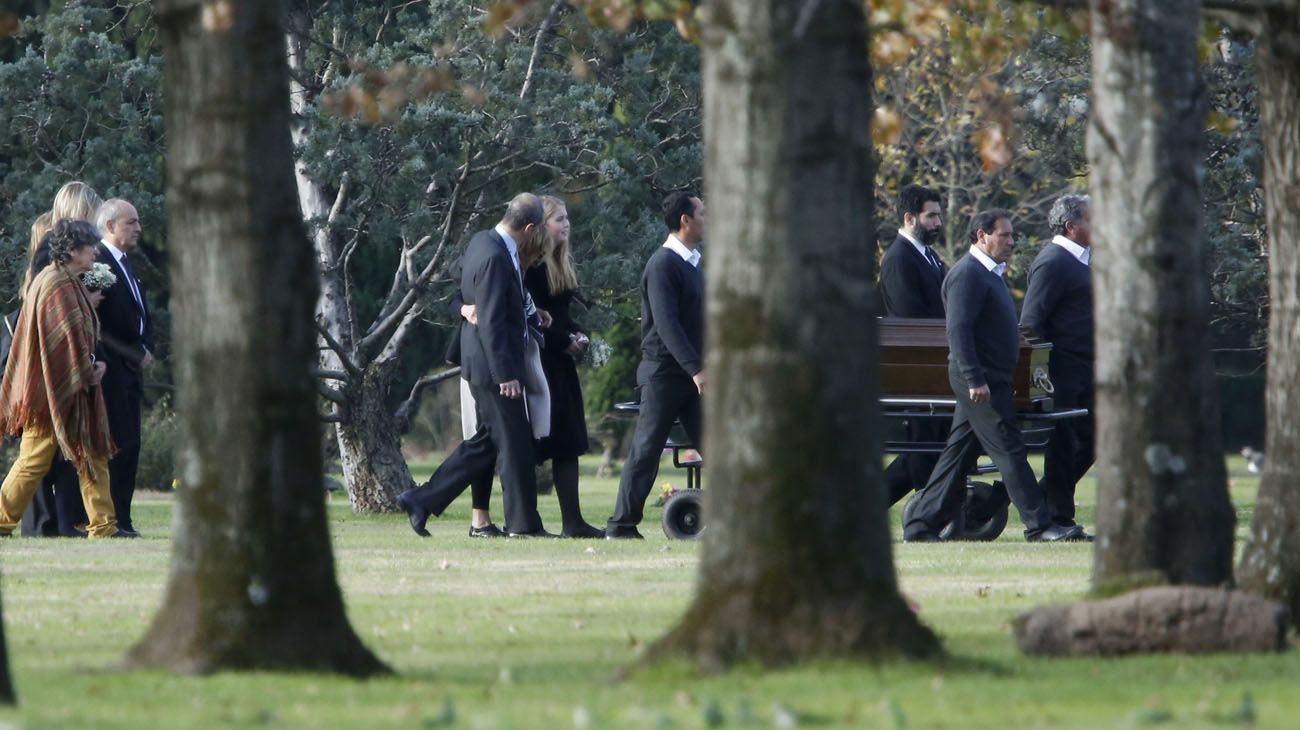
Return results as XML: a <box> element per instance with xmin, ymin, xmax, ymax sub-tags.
<box><xmin>662</xmin><ymin>490</ymin><xmax>704</xmax><ymax>540</ymax></box>
<box><xmin>940</xmin><ymin>480</ymin><xmax>1010</xmax><ymax>541</ymax></box>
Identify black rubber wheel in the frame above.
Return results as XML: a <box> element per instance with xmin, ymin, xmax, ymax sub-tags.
<box><xmin>662</xmin><ymin>490</ymin><xmax>704</xmax><ymax>540</ymax></box>
<box><xmin>939</xmin><ymin>480</ymin><xmax>1010</xmax><ymax>541</ymax></box>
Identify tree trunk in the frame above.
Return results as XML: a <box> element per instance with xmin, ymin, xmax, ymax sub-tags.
<box><xmin>1086</xmin><ymin>0</ymin><xmax>1235</xmax><ymax>592</ymax></box>
<box><xmin>651</xmin><ymin>0</ymin><xmax>940</xmax><ymax>671</ymax></box>
<box><xmin>335</xmin><ymin>359</ymin><xmax>412</xmax><ymax>512</ymax></box>
<box><xmin>126</xmin><ymin>0</ymin><xmax>386</xmax><ymax>676</ymax></box>
<box><xmin>0</xmin><ymin>582</ymin><xmax>13</xmax><ymax>704</ymax></box>
<box><xmin>1238</xmin><ymin>0</ymin><xmax>1300</xmax><ymax>616</ymax></box>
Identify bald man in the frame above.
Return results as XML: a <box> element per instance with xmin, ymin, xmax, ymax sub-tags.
<box><xmin>397</xmin><ymin>193</ymin><xmax>550</xmax><ymax>538</ymax></box>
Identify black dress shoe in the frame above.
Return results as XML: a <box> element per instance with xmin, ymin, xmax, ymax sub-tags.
<box><xmin>561</xmin><ymin>522</ymin><xmax>605</xmax><ymax>539</ymax></box>
<box><xmin>1027</xmin><ymin>524</ymin><xmax>1087</xmax><ymax>542</ymax></box>
<box><xmin>507</xmin><ymin>528</ymin><xmax>559</xmax><ymax>538</ymax></box>
<box><xmin>604</xmin><ymin>527</ymin><xmax>644</xmax><ymax>540</ymax></box>
<box><xmin>468</xmin><ymin>523</ymin><xmax>505</xmax><ymax>538</ymax></box>
<box><xmin>396</xmin><ymin>491</ymin><xmax>431</xmax><ymax>537</ymax></box>
<box><xmin>116</xmin><ymin>527</ymin><xmax>141</xmax><ymax>538</ymax></box>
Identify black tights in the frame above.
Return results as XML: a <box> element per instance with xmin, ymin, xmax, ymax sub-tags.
<box><xmin>469</xmin><ymin>455</ymin><xmax>591</xmax><ymax>530</ymax></box>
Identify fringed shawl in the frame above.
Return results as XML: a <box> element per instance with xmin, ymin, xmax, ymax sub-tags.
<box><xmin>0</xmin><ymin>264</ymin><xmax>115</xmax><ymax>479</ymax></box>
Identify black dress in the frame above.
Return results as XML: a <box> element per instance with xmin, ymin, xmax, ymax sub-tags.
<box><xmin>524</xmin><ymin>263</ymin><xmax>589</xmax><ymax>461</ymax></box>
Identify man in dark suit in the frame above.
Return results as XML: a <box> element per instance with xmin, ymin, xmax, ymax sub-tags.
<box><xmin>1021</xmin><ymin>194</ymin><xmax>1094</xmax><ymax>537</ymax></box>
<box><xmin>606</xmin><ymin>191</ymin><xmax>706</xmax><ymax>539</ymax></box>
<box><xmin>397</xmin><ymin>193</ymin><xmax>549</xmax><ymax>537</ymax></box>
<box><xmin>95</xmin><ymin>199</ymin><xmax>153</xmax><ymax>537</ymax></box>
<box><xmin>903</xmin><ymin>210</ymin><xmax>1084</xmax><ymax>542</ymax></box>
<box><xmin>879</xmin><ymin>184</ymin><xmax>948</xmax><ymax>504</ymax></box>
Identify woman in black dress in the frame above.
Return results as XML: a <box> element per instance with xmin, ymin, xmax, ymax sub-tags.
<box><xmin>523</xmin><ymin>196</ymin><xmax>602</xmax><ymax>537</ymax></box>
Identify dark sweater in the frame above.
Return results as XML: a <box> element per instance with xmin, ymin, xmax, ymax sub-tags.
<box><xmin>942</xmin><ymin>253</ymin><xmax>1020</xmax><ymax>389</ymax></box>
<box><xmin>1019</xmin><ymin>242</ymin><xmax>1094</xmax><ymax>361</ymax></box>
<box><xmin>638</xmin><ymin>246</ymin><xmax>704</xmax><ymax>379</ymax></box>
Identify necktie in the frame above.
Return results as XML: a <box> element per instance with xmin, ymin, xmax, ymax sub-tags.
<box><xmin>120</xmin><ymin>254</ymin><xmax>147</xmax><ymax>336</ymax></box>
<box><xmin>924</xmin><ymin>247</ymin><xmax>942</xmax><ymax>270</ymax></box>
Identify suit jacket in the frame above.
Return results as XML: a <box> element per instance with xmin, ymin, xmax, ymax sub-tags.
<box><xmin>457</xmin><ymin>229</ymin><xmax>527</xmax><ymax>387</ymax></box>
<box><xmin>879</xmin><ymin>234</ymin><xmax>946</xmax><ymax>318</ymax></box>
<box><xmin>95</xmin><ymin>243</ymin><xmax>153</xmax><ymax>371</ymax></box>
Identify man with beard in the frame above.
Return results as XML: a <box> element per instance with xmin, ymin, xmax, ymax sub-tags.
<box><xmin>878</xmin><ymin>183</ymin><xmax>948</xmax><ymax>504</ymax></box>
<box><xmin>903</xmin><ymin>210</ymin><xmax>1085</xmax><ymax>542</ymax></box>
<box><xmin>1020</xmin><ymin>194</ymin><xmax>1095</xmax><ymax>539</ymax></box>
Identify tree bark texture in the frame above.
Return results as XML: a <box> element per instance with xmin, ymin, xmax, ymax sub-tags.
<box><xmin>126</xmin><ymin>0</ymin><xmax>386</xmax><ymax>676</ymax></box>
<box><xmin>1087</xmin><ymin>0</ymin><xmax>1235</xmax><ymax>591</ymax></box>
<box><xmin>1014</xmin><ymin>586</ymin><xmax>1288</xmax><ymax>656</ymax></box>
<box><xmin>651</xmin><ymin>0</ymin><xmax>940</xmax><ymax>670</ymax></box>
<box><xmin>0</xmin><ymin>583</ymin><xmax>13</xmax><ymax>704</ymax></box>
<box><xmin>286</xmin><ymin>10</ymin><xmax>411</xmax><ymax>513</ymax></box>
<box><xmin>1238</xmin><ymin>0</ymin><xmax>1300</xmax><ymax>617</ymax></box>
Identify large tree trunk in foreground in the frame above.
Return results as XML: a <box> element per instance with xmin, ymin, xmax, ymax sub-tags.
<box><xmin>1238</xmin><ymin>0</ymin><xmax>1300</xmax><ymax>617</ymax></box>
<box><xmin>0</xmin><ymin>583</ymin><xmax>13</xmax><ymax>704</ymax></box>
<box><xmin>1014</xmin><ymin>586</ymin><xmax>1287</xmax><ymax>656</ymax></box>
<box><xmin>1087</xmin><ymin>0</ymin><xmax>1235</xmax><ymax>592</ymax></box>
<box><xmin>126</xmin><ymin>0</ymin><xmax>386</xmax><ymax>676</ymax></box>
<box><xmin>651</xmin><ymin>0</ymin><xmax>940</xmax><ymax>670</ymax></box>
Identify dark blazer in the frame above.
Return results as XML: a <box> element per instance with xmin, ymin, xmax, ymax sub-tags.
<box><xmin>879</xmin><ymin>233</ymin><xmax>946</xmax><ymax>318</ymax></box>
<box><xmin>457</xmin><ymin>229</ymin><xmax>527</xmax><ymax>387</ymax></box>
<box><xmin>942</xmin><ymin>253</ymin><xmax>1020</xmax><ymax>389</ymax></box>
<box><xmin>95</xmin><ymin>243</ymin><xmax>153</xmax><ymax>369</ymax></box>
<box><xmin>1020</xmin><ymin>242</ymin><xmax>1093</xmax><ymax>361</ymax></box>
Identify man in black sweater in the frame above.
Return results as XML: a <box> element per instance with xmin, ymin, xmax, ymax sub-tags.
<box><xmin>903</xmin><ymin>210</ymin><xmax>1084</xmax><ymax>542</ymax></box>
<box><xmin>606</xmin><ymin>192</ymin><xmax>706</xmax><ymax>539</ymax></box>
<box><xmin>879</xmin><ymin>184</ymin><xmax>948</xmax><ymax>504</ymax></box>
<box><xmin>1020</xmin><ymin>194</ymin><xmax>1094</xmax><ymax>536</ymax></box>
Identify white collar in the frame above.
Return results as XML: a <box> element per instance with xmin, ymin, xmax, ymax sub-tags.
<box><xmin>494</xmin><ymin>224</ymin><xmax>520</xmax><ymax>267</ymax></box>
<box><xmin>969</xmin><ymin>245</ymin><xmax>1007</xmax><ymax>278</ymax></box>
<box><xmin>897</xmin><ymin>228</ymin><xmax>929</xmax><ymax>257</ymax></box>
<box><xmin>102</xmin><ymin>239</ymin><xmax>127</xmax><ymax>262</ymax></box>
<box><xmin>1052</xmin><ymin>234</ymin><xmax>1090</xmax><ymax>265</ymax></box>
<box><xmin>663</xmin><ymin>234</ymin><xmax>701</xmax><ymax>268</ymax></box>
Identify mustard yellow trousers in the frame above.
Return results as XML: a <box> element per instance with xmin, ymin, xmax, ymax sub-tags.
<box><xmin>0</xmin><ymin>424</ymin><xmax>117</xmax><ymax>537</ymax></box>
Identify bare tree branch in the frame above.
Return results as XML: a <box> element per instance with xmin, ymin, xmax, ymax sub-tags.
<box><xmin>314</xmin><ymin>368</ymin><xmax>351</xmax><ymax>381</ymax></box>
<box><xmin>317</xmin><ymin>380</ymin><xmax>348</xmax><ymax>405</ymax></box>
<box><xmin>315</xmin><ymin>320</ymin><xmax>362</xmax><ymax>376</ymax></box>
<box><xmin>520</xmin><ymin>0</ymin><xmax>568</xmax><ymax>100</ymax></box>
<box><xmin>393</xmin><ymin>366</ymin><xmax>462</xmax><ymax>432</ymax></box>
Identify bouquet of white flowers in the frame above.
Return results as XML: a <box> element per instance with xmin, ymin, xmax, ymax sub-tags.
<box><xmin>82</xmin><ymin>262</ymin><xmax>118</xmax><ymax>291</ymax></box>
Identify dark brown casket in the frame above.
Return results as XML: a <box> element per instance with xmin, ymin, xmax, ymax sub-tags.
<box><xmin>879</xmin><ymin>317</ymin><xmax>1055</xmax><ymax>412</ymax></box>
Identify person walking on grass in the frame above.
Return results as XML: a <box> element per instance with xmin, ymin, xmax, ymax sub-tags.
<box><xmin>0</xmin><ymin>220</ymin><xmax>120</xmax><ymax>538</ymax></box>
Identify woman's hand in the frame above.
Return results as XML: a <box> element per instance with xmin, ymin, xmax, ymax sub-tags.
<box><xmin>88</xmin><ymin>290</ymin><xmax>105</xmax><ymax>308</ymax></box>
<box><xmin>92</xmin><ymin>361</ymin><xmax>107</xmax><ymax>385</ymax></box>
<box><xmin>460</xmin><ymin>304</ymin><xmax>478</xmax><ymax>325</ymax></box>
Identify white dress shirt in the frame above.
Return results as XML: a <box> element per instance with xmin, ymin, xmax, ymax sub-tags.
<box><xmin>662</xmin><ymin>234</ymin><xmax>701</xmax><ymax>268</ymax></box>
<box><xmin>969</xmin><ymin>245</ymin><xmax>1008</xmax><ymax>278</ymax></box>
<box><xmin>1051</xmin><ymin>234</ymin><xmax>1091</xmax><ymax>266</ymax></box>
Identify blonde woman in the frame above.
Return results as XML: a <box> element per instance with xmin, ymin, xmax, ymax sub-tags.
<box><xmin>521</xmin><ymin>196</ymin><xmax>600</xmax><ymax>537</ymax></box>
<box><xmin>25</xmin><ymin>182</ymin><xmax>102</xmax><ymax>296</ymax></box>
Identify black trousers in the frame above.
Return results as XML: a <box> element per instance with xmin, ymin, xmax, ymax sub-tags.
<box><xmin>1039</xmin><ymin>351</ymin><xmax>1095</xmax><ymax>526</ymax></box>
<box><xmin>904</xmin><ymin>369</ymin><xmax>1052</xmax><ymax>538</ymax></box>
<box><xmin>883</xmin><ymin>417</ymin><xmax>948</xmax><ymax>506</ymax></box>
<box><xmin>405</xmin><ymin>381</ymin><xmax>542</xmax><ymax>534</ymax></box>
<box><xmin>102</xmin><ymin>362</ymin><xmax>143</xmax><ymax>531</ymax></box>
<box><xmin>607</xmin><ymin>373</ymin><xmax>702</xmax><ymax>533</ymax></box>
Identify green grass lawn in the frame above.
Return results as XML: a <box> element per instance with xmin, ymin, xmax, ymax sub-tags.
<box><xmin>0</xmin><ymin>454</ymin><xmax>1293</xmax><ymax>729</ymax></box>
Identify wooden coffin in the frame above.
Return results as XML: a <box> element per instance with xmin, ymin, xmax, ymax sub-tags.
<box><xmin>879</xmin><ymin>317</ymin><xmax>1055</xmax><ymax>412</ymax></box>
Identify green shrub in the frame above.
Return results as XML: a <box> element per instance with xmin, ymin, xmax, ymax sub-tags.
<box><xmin>137</xmin><ymin>395</ymin><xmax>177</xmax><ymax>491</ymax></box>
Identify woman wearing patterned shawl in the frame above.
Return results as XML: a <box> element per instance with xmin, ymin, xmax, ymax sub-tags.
<box><xmin>0</xmin><ymin>220</ymin><xmax>118</xmax><ymax>538</ymax></box>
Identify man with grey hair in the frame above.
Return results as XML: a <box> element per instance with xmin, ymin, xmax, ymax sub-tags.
<box><xmin>397</xmin><ymin>193</ymin><xmax>552</xmax><ymax>537</ymax></box>
<box><xmin>96</xmin><ymin>198</ymin><xmax>153</xmax><ymax>537</ymax></box>
<box><xmin>1020</xmin><ymin>193</ymin><xmax>1094</xmax><ymax>539</ymax></box>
